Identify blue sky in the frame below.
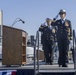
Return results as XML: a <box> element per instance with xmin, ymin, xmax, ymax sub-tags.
<box><xmin>0</xmin><ymin>0</ymin><xmax>76</xmax><ymax>35</ymax></box>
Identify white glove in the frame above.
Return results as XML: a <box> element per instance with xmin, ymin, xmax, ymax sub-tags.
<box><xmin>41</xmin><ymin>23</ymin><xmax>46</xmax><ymax>26</ymax></box>
<box><xmin>70</xmin><ymin>40</ymin><xmax>73</xmax><ymax>43</ymax></box>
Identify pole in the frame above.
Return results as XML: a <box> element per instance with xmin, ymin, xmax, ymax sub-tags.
<box><xmin>0</xmin><ymin>10</ymin><xmax>3</xmax><ymax>46</ymax></box>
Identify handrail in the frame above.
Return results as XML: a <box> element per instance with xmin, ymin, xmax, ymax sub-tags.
<box><xmin>37</xmin><ymin>31</ymin><xmax>39</xmax><ymax>73</ymax></box>
<box><xmin>73</xmin><ymin>30</ymin><xmax>76</xmax><ymax>69</ymax></box>
<box><xmin>34</xmin><ymin>30</ymin><xmax>39</xmax><ymax>75</ymax></box>
<box><xmin>34</xmin><ymin>30</ymin><xmax>59</xmax><ymax>75</ymax></box>
<box><xmin>34</xmin><ymin>29</ymin><xmax>76</xmax><ymax>74</ymax></box>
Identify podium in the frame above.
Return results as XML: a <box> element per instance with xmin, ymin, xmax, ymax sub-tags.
<box><xmin>2</xmin><ymin>25</ymin><xmax>27</xmax><ymax>66</ymax></box>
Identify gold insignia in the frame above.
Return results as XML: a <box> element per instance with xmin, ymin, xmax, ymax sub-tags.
<box><xmin>67</xmin><ymin>28</ymin><xmax>70</xmax><ymax>35</ymax></box>
<box><xmin>40</xmin><ymin>27</ymin><xmax>43</xmax><ymax>28</ymax></box>
<box><xmin>52</xmin><ymin>29</ymin><xmax>55</xmax><ymax>33</ymax></box>
<box><xmin>65</xmin><ymin>21</ymin><xmax>69</xmax><ymax>27</ymax></box>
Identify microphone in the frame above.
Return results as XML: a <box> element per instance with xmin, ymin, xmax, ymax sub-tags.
<box><xmin>19</xmin><ymin>19</ymin><xmax>25</xmax><ymax>24</ymax></box>
<box><xmin>11</xmin><ymin>18</ymin><xmax>25</xmax><ymax>27</ymax></box>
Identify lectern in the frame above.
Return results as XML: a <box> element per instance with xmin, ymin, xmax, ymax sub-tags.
<box><xmin>2</xmin><ymin>25</ymin><xmax>27</xmax><ymax>66</ymax></box>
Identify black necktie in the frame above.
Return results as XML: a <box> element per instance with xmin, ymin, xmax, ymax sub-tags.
<box><xmin>48</xmin><ymin>26</ymin><xmax>50</xmax><ymax>30</ymax></box>
<box><xmin>61</xmin><ymin>19</ymin><xmax>64</xmax><ymax>24</ymax></box>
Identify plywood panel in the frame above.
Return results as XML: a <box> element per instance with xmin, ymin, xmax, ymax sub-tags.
<box><xmin>36</xmin><ymin>50</ymin><xmax>44</xmax><ymax>60</ymax></box>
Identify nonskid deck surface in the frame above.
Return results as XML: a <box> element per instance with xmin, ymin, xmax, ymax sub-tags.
<box><xmin>0</xmin><ymin>60</ymin><xmax>74</xmax><ymax>72</ymax></box>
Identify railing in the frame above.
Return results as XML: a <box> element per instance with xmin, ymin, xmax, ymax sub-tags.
<box><xmin>34</xmin><ymin>30</ymin><xmax>39</xmax><ymax>75</ymax></box>
<box><xmin>33</xmin><ymin>31</ymin><xmax>58</xmax><ymax>75</ymax></box>
<box><xmin>73</xmin><ymin>30</ymin><xmax>76</xmax><ymax>69</ymax></box>
<box><xmin>34</xmin><ymin>29</ymin><xmax>76</xmax><ymax>75</ymax></box>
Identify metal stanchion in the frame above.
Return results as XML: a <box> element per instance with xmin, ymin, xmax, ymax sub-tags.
<box><xmin>34</xmin><ymin>31</ymin><xmax>39</xmax><ymax>75</ymax></box>
<box><xmin>73</xmin><ymin>30</ymin><xmax>76</xmax><ymax>75</ymax></box>
<box><xmin>37</xmin><ymin>31</ymin><xmax>39</xmax><ymax>74</ymax></box>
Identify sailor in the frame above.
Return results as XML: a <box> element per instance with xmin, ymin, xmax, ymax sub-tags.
<box><xmin>39</xmin><ymin>18</ymin><xmax>56</xmax><ymax>65</ymax></box>
<box><xmin>52</xmin><ymin>9</ymin><xmax>72</xmax><ymax>67</ymax></box>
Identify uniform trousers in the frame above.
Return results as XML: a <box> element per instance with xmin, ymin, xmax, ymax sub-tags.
<box><xmin>57</xmin><ymin>37</ymin><xmax>69</xmax><ymax>65</ymax></box>
<box><xmin>43</xmin><ymin>40</ymin><xmax>54</xmax><ymax>63</ymax></box>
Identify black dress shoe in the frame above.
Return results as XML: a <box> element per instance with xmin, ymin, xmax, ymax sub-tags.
<box><xmin>59</xmin><ymin>65</ymin><xmax>62</xmax><ymax>67</ymax></box>
<box><xmin>45</xmin><ymin>63</ymin><xmax>49</xmax><ymax>65</ymax></box>
<box><xmin>62</xmin><ymin>63</ymin><xmax>68</xmax><ymax>67</ymax></box>
<box><xmin>50</xmin><ymin>62</ymin><xmax>53</xmax><ymax>65</ymax></box>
